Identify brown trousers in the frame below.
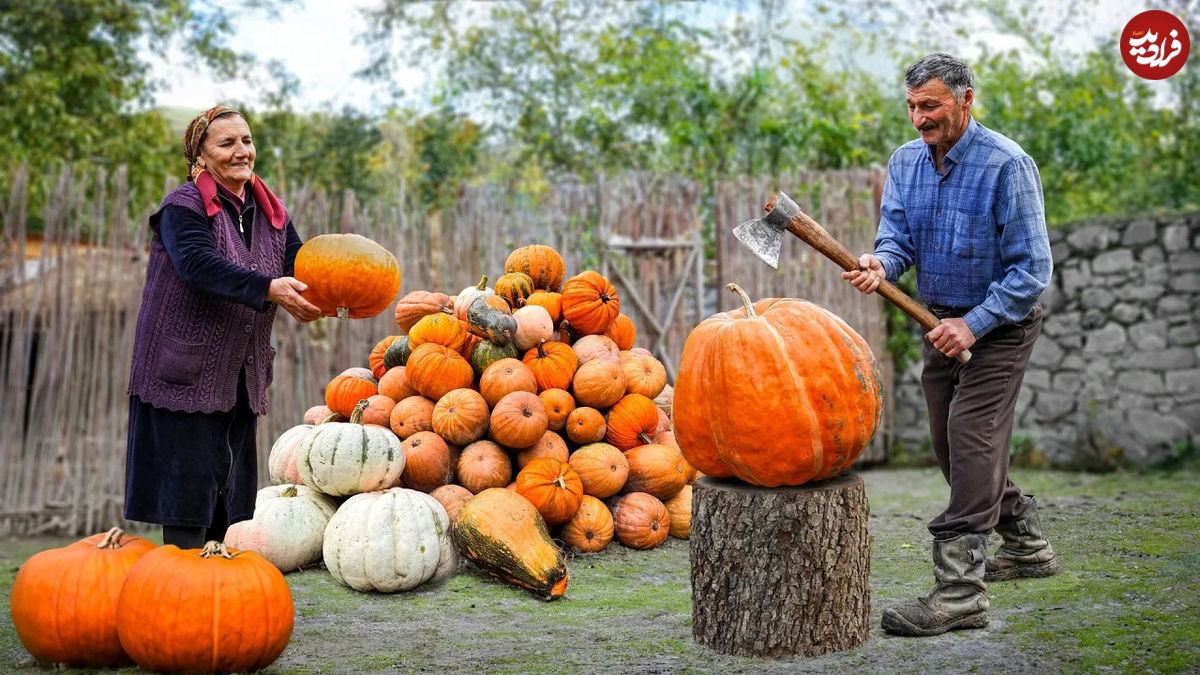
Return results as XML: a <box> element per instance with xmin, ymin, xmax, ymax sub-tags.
<box><xmin>922</xmin><ymin>304</ymin><xmax>1042</xmax><ymax>536</ymax></box>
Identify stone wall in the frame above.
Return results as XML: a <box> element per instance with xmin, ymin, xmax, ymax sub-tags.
<box><xmin>891</xmin><ymin>212</ymin><xmax>1200</xmax><ymax>468</ymax></box>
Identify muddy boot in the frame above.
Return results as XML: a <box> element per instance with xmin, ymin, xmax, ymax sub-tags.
<box><xmin>881</xmin><ymin>532</ymin><xmax>990</xmax><ymax>637</ymax></box>
<box><xmin>985</xmin><ymin>496</ymin><xmax>1060</xmax><ymax>582</ymax></box>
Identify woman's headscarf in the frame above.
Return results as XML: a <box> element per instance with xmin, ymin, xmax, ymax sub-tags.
<box><xmin>183</xmin><ymin>105</ymin><xmax>245</xmax><ymax>180</ymax></box>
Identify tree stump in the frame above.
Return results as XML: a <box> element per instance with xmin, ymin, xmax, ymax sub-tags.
<box><xmin>691</xmin><ymin>473</ymin><xmax>871</xmax><ymax>658</ymax></box>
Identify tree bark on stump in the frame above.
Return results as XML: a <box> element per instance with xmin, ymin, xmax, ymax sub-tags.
<box><xmin>691</xmin><ymin>473</ymin><xmax>871</xmax><ymax>658</ymax></box>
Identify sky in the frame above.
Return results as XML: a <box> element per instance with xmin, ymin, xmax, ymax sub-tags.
<box><xmin>147</xmin><ymin>0</ymin><xmax>1166</xmax><ymax>116</ymax></box>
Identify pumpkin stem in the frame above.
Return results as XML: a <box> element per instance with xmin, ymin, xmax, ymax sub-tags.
<box><xmin>199</xmin><ymin>541</ymin><xmax>234</xmax><ymax>558</ymax></box>
<box><xmin>321</xmin><ymin>412</ymin><xmax>343</xmax><ymax>424</ymax></box>
<box><xmin>475</xmin><ymin>274</ymin><xmax>488</xmax><ymax>291</ymax></box>
<box><xmin>554</xmin><ymin>475</ymin><xmax>566</xmax><ymax>490</ymax></box>
<box><xmin>336</xmin><ymin>306</ymin><xmax>350</xmax><ymax>319</ymax></box>
<box><xmin>350</xmin><ymin>399</ymin><xmax>370</xmax><ymax>425</ymax></box>
<box><xmin>726</xmin><ymin>283</ymin><xmax>756</xmax><ymax>317</ymax></box>
<box><xmin>96</xmin><ymin>527</ymin><xmax>125</xmax><ymax>549</ymax></box>
<box><xmin>536</xmin><ymin>339</ymin><xmax>548</xmax><ymax>358</ymax></box>
<box><xmin>638</xmin><ymin>433</ymin><xmax>654</xmax><ymax>445</ymax></box>
<box><xmin>281</xmin><ymin>485</ymin><xmax>299</xmax><ymax>498</ymax></box>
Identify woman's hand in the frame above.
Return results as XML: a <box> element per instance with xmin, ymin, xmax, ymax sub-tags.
<box><xmin>840</xmin><ymin>254</ymin><xmax>885</xmax><ymax>294</ymax></box>
<box><xmin>267</xmin><ymin>277</ymin><xmax>323</xmax><ymax>322</ymax></box>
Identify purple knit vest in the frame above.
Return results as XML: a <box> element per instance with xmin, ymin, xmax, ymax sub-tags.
<box><xmin>128</xmin><ymin>182</ymin><xmax>286</xmax><ymax>414</ymax></box>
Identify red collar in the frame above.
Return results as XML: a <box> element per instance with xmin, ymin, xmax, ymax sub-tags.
<box><xmin>195</xmin><ymin>171</ymin><xmax>287</xmax><ymax>229</ymax></box>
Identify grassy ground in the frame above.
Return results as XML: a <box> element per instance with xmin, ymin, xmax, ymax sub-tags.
<box><xmin>2</xmin><ymin>467</ymin><xmax>1197</xmax><ymax>674</ymax></box>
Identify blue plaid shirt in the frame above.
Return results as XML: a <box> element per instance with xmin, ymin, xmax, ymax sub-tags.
<box><xmin>874</xmin><ymin>117</ymin><xmax>1052</xmax><ymax>338</ymax></box>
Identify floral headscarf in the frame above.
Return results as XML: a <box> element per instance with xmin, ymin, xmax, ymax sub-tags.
<box><xmin>183</xmin><ymin>105</ymin><xmax>245</xmax><ymax>180</ymax></box>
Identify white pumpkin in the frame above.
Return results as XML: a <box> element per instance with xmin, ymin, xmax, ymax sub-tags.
<box><xmin>297</xmin><ymin>405</ymin><xmax>405</xmax><ymax>497</ymax></box>
<box><xmin>268</xmin><ymin>424</ymin><xmax>316</xmax><ymax>485</ymax></box>
<box><xmin>454</xmin><ymin>274</ymin><xmax>495</xmax><ymax>320</ymax></box>
<box><xmin>512</xmin><ymin>304</ymin><xmax>554</xmax><ymax>352</ymax></box>
<box><xmin>225</xmin><ymin>484</ymin><xmax>338</xmax><ymax>571</ymax></box>
<box><xmin>322</xmin><ymin>488</ymin><xmax>459</xmax><ymax>592</ymax></box>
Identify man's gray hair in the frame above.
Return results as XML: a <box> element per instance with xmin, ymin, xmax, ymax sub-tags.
<box><xmin>905</xmin><ymin>53</ymin><xmax>975</xmax><ymax>102</ymax></box>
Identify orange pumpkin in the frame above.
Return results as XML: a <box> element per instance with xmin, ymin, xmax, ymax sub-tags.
<box><xmin>611</xmin><ymin>492</ymin><xmax>670</xmax><ymax>550</ymax></box>
<box><xmin>479</xmin><ymin>358</ymin><xmax>538</xmax><ymax>408</ymax></box>
<box><xmin>572</xmin><ymin>334</ymin><xmax>620</xmax><ymax>366</ymax></box>
<box><xmin>565</xmin><ymin>406</ymin><xmax>607</xmax><ymax>444</ymax></box>
<box><xmin>400</xmin><ymin>431</ymin><xmax>458</xmax><ymax>492</ymax></box>
<box><xmin>674</xmin><ymin>283</ymin><xmax>883</xmax><ymax>487</ymax></box>
<box><xmin>538</xmin><ymin>388</ymin><xmax>576</xmax><ymax>431</ymax></box>
<box><xmin>523</xmin><ymin>290</ymin><xmax>563</xmax><ymax>323</ymax></box>
<box><xmin>378</xmin><ymin>366</ymin><xmax>419</xmax><ymax>401</ymax></box>
<box><xmin>432</xmin><ymin>388</ymin><xmax>491</xmax><ymax>446</ymax></box>
<box><xmin>522</xmin><ymin>339</ymin><xmax>578</xmax><ymax>391</ymax></box>
<box><xmin>489</xmin><ymin>391</ymin><xmax>548</xmax><ymax>449</ymax></box>
<box><xmin>405</xmin><ymin>343</ymin><xmax>475</xmax><ymax>401</ymax></box>
<box><xmin>515</xmin><ymin>457</ymin><xmax>583</xmax><ymax>525</ymax></box>
<box><xmin>394</xmin><ymin>290</ymin><xmax>453</xmax><ymax>332</ymax></box>
<box><xmin>603</xmin><ymin>313</ymin><xmax>636</xmax><ymax>350</ymax></box>
<box><xmin>571</xmin><ymin>359</ymin><xmax>626</xmax><ymax>409</ymax></box>
<box><xmin>361</xmin><ymin>394</ymin><xmax>397</xmax><ymax>427</ymax></box>
<box><xmin>515</xmin><ymin>430</ymin><xmax>569</xmax><ymax>470</ymax></box>
<box><xmin>295</xmin><ymin>233</ymin><xmax>401</xmax><ymax>319</ymax></box>
<box><xmin>430</xmin><ymin>484</ymin><xmax>474</xmax><ymax>526</ymax></box>
<box><xmin>664</xmin><ymin>484</ymin><xmax>692</xmax><ymax>539</ymax></box>
<box><xmin>10</xmin><ymin>528</ymin><xmax>156</xmax><ymax>667</ymax></box>
<box><xmin>560</xmin><ymin>270</ymin><xmax>620</xmax><ymax>335</ymax></box>
<box><xmin>619</xmin><ymin>350</ymin><xmax>668</xmax><ymax>400</ymax></box>
<box><xmin>560</xmin><ymin>495</ymin><xmax>614</xmax><ymax>553</ymax></box>
<box><xmin>388</xmin><ymin>395</ymin><xmax>435</xmax><ymax>439</ymax></box>
<box><xmin>505</xmin><ymin>244</ymin><xmax>566</xmax><ymax>292</ymax></box>
<box><xmin>457</xmin><ymin>440</ymin><xmax>513</xmax><ymax>493</ymax></box>
<box><xmin>623</xmin><ymin>443</ymin><xmax>689</xmax><ymax>501</ymax></box>
<box><xmin>605</xmin><ymin>394</ymin><xmax>660</xmax><ymax>451</ymax></box>
<box><xmin>408</xmin><ymin>312</ymin><xmax>468</xmax><ymax>353</ymax></box>
<box><xmin>324</xmin><ymin>371</ymin><xmax>378</xmax><ymax>418</ymax></box>
<box><xmin>368</xmin><ymin>335</ymin><xmax>404</xmax><ymax>379</ymax></box>
<box><xmin>568</xmin><ymin>442</ymin><xmax>629</xmax><ymax>498</ymax></box>
<box><xmin>495</xmin><ymin>272</ymin><xmax>535</xmax><ymax>310</ymax></box>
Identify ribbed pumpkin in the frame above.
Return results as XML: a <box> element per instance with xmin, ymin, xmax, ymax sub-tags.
<box><xmin>322</xmin><ymin>488</ymin><xmax>458</xmax><ymax>592</ymax></box>
<box><xmin>524</xmin><ymin>290</ymin><xmax>563</xmax><ymax>322</ymax></box>
<box><xmin>560</xmin><ymin>495</ymin><xmax>614</xmax><ymax>553</ymax></box>
<box><xmin>495</xmin><ymin>271</ymin><xmax>535</xmax><ymax>309</ymax></box>
<box><xmin>522</xmin><ymin>339</ymin><xmax>578</xmax><ymax>391</ymax></box>
<box><xmin>568</xmin><ymin>442</ymin><xmax>629</xmax><ymax>498</ymax></box>
<box><xmin>489</xmin><ymin>390</ymin><xmax>547</xmax><ymax>449</ymax></box>
<box><xmin>469</xmin><ymin>339</ymin><xmax>519</xmax><ymax>378</ymax></box>
<box><xmin>389</xmin><ymin>395</ymin><xmax>435</xmax><ymax>439</ymax></box>
<box><xmin>298</xmin><ymin>400</ymin><xmax>405</xmax><ymax>496</ymax></box>
<box><xmin>561</xmin><ymin>270</ymin><xmax>620</xmax><ymax>335</ymax></box>
<box><xmin>571</xmin><ymin>359</ymin><xmax>626</xmax><ymax>409</ymax></box>
<box><xmin>603</xmin><ymin>313</ymin><xmax>636</xmax><ymax>350</ymax></box>
<box><xmin>572</xmin><ymin>334</ymin><xmax>620</xmax><ymax>366</ymax></box>
<box><xmin>611</xmin><ymin>492</ymin><xmax>670</xmax><ymax>550</ymax></box>
<box><xmin>456</xmin><ymin>440</ymin><xmax>513</xmax><ymax>494</ymax></box>
<box><xmin>605</xmin><ymin>394</ymin><xmax>660</xmax><ymax>451</ymax></box>
<box><xmin>453</xmin><ymin>488</ymin><xmax>569</xmax><ymax>599</ymax></box>
<box><xmin>378</xmin><ymin>366</ymin><xmax>419</xmax><ymax>401</ymax></box>
<box><xmin>408</xmin><ymin>312</ymin><xmax>468</xmax><ymax>353</ymax></box>
<box><xmin>619</xmin><ymin>350</ymin><xmax>668</xmax><ymax>400</ymax></box>
<box><xmin>515</xmin><ymin>430</ymin><xmax>569</xmax><ymax>470</ymax></box>
<box><xmin>479</xmin><ymin>358</ymin><xmax>538</xmax><ymax>408</ymax></box>
<box><xmin>268</xmin><ymin>423</ymin><xmax>316</xmax><ymax>485</ymax></box>
<box><xmin>369</xmin><ymin>335</ymin><xmax>404</xmax><ymax>379</ymax></box>
<box><xmin>664</xmin><ymin>483</ymin><xmax>692</xmax><ymax>538</ymax></box>
<box><xmin>565</xmin><ymin>406</ymin><xmax>607</xmax><ymax>444</ymax></box>
<box><xmin>394</xmin><ymin>290</ymin><xmax>453</xmax><ymax>332</ymax></box>
<box><xmin>294</xmin><ymin>232</ymin><xmax>401</xmax><ymax>319</ymax></box>
<box><xmin>400</xmin><ymin>431</ymin><xmax>458</xmax><ymax>493</ymax></box>
<box><xmin>223</xmin><ymin>484</ymin><xmax>338</xmax><ymax>572</ymax></box>
<box><xmin>505</xmin><ymin>244</ymin><xmax>566</xmax><ymax>292</ymax></box>
<box><xmin>515</xmin><ymin>457</ymin><xmax>583</xmax><ymax>525</ymax></box>
<box><xmin>512</xmin><ymin>304</ymin><xmax>555</xmax><ymax>352</ymax></box>
<box><xmin>361</xmin><ymin>393</ymin><xmax>396</xmax><ymax>427</ymax></box>
<box><xmin>324</xmin><ymin>370</ymin><xmax>378</xmax><ymax>418</ymax></box>
<box><xmin>406</xmin><ymin>343</ymin><xmax>475</xmax><ymax>401</ymax></box>
<box><xmin>116</xmin><ymin>542</ymin><xmax>293</xmax><ymax>673</ymax></box>
<box><xmin>623</xmin><ymin>443</ymin><xmax>689</xmax><ymax>501</ymax></box>
<box><xmin>539</xmin><ymin>388</ymin><xmax>575</xmax><ymax>431</ymax></box>
<box><xmin>674</xmin><ymin>283</ymin><xmax>883</xmax><ymax>487</ymax></box>
<box><xmin>432</xmin><ymin>388</ymin><xmax>490</xmax><ymax>446</ymax></box>
<box><xmin>430</xmin><ymin>484</ymin><xmax>474</xmax><ymax>526</ymax></box>
<box><xmin>10</xmin><ymin>528</ymin><xmax>155</xmax><ymax>667</ymax></box>
<box><xmin>454</xmin><ymin>275</ymin><xmax>495</xmax><ymax>320</ymax></box>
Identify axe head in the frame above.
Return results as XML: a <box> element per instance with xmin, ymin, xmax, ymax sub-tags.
<box><xmin>733</xmin><ymin>191</ymin><xmax>801</xmax><ymax>269</ymax></box>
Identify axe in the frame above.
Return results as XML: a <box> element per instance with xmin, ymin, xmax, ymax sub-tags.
<box><xmin>734</xmin><ymin>191</ymin><xmax>971</xmax><ymax>363</ymax></box>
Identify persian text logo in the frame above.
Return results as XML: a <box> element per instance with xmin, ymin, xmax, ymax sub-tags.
<box><xmin>1121</xmin><ymin>10</ymin><xmax>1190</xmax><ymax>80</ymax></box>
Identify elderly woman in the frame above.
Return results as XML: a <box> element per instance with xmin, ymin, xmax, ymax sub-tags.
<box><xmin>125</xmin><ymin>105</ymin><xmax>322</xmax><ymax>549</ymax></box>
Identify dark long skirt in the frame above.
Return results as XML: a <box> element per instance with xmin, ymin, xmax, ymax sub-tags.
<box><xmin>124</xmin><ymin>369</ymin><xmax>258</xmax><ymax>528</ymax></box>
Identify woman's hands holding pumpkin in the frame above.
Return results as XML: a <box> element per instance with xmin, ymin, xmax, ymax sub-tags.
<box><xmin>268</xmin><ymin>277</ymin><xmax>323</xmax><ymax>322</ymax></box>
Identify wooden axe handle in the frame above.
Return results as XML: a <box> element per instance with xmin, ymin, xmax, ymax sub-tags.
<box><xmin>783</xmin><ymin>209</ymin><xmax>972</xmax><ymax>363</ymax></box>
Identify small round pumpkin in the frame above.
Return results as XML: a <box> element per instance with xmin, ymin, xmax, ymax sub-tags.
<box><xmin>405</xmin><ymin>342</ymin><xmax>475</xmax><ymax>401</ymax></box>
<box><xmin>522</xmin><ymin>339</ymin><xmax>578</xmax><ymax>392</ymax></box>
<box><xmin>302</xmin><ymin>405</ymin><xmax>341</xmax><ymax>425</ymax></box>
<box><xmin>559</xmin><ymin>495</ymin><xmax>614</xmax><ymax>553</ymax></box>
<box><xmin>565</xmin><ymin>406</ymin><xmax>607</xmax><ymax>444</ymax></box>
<box><xmin>394</xmin><ymin>290</ymin><xmax>453</xmax><ymax>332</ymax></box>
<box><xmin>571</xmin><ymin>358</ymin><xmax>626</xmax><ymax>409</ymax></box>
<box><xmin>324</xmin><ymin>370</ymin><xmax>378</xmax><ymax>418</ymax></box>
<box><xmin>561</xmin><ymin>270</ymin><xmax>620</xmax><ymax>335</ymax></box>
<box><xmin>495</xmin><ymin>271</ymin><xmax>535</xmax><ymax>310</ymax></box>
<box><xmin>400</xmin><ymin>431</ymin><xmax>458</xmax><ymax>493</ymax></box>
<box><xmin>505</xmin><ymin>244</ymin><xmax>566</xmax><ymax>292</ymax></box>
<box><xmin>408</xmin><ymin>312</ymin><xmax>468</xmax><ymax>353</ymax></box>
<box><xmin>489</xmin><ymin>390</ymin><xmax>548</xmax><ymax>449</ymax></box>
<box><xmin>603</xmin><ymin>312</ymin><xmax>636</xmax><ymax>350</ymax></box>
<box><xmin>524</xmin><ymin>290</ymin><xmax>563</xmax><ymax>322</ymax></box>
<box><xmin>623</xmin><ymin>442</ymin><xmax>689</xmax><ymax>501</ymax></box>
<box><xmin>430</xmin><ymin>484</ymin><xmax>474</xmax><ymax>526</ymax></box>
<box><xmin>611</xmin><ymin>492</ymin><xmax>670</xmax><ymax>550</ymax></box>
<box><xmin>664</xmin><ymin>483</ymin><xmax>692</xmax><ymax>538</ymax></box>
<box><xmin>389</xmin><ymin>395</ymin><xmax>436</xmax><ymax>439</ymax></box>
<box><xmin>382</xmin><ymin>335</ymin><xmax>412</xmax><ymax>370</ymax></box>
<box><xmin>572</xmin><ymin>334</ymin><xmax>621</xmax><ymax>366</ymax></box>
<box><xmin>295</xmin><ymin>232</ymin><xmax>401</xmax><ymax>319</ymax></box>
<box><xmin>432</xmin><ymin>388</ymin><xmax>491</xmax><ymax>446</ymax></box>
<box><xmin>538</xmin><ymin>388</ymin><xmax>575</xmax><ymax>431</ymax></box>
<box><xmin>369</xmin><ymin>335</ymin><xmax>405</xmax><ymax>379</ymax></box>
<box><xmin>515</xmin><ymin>430</ymin><xmax>569</xmax><ymax>470</ymax></box>
<box><xmin>457</xmin><ymin>440</ymin><xmax>513</xmax><ymax>493</ymax></box>
<box><xmin>568</xmin><ymin>442</ymin><xmax>629</xmax><ymax>498</ymax></box>
<box><xmin>512</xmin><ymin>304</ymin><xmax>555</xmax><ymax>352</ymax></box>
<box><xmin>360</xmin><ymin>394</ymin><xmax>396</xmax><ymax>427</ymax></box>
<box><xmin>605</xmin><ymin>394</ymin><xmax>660</xmax><ymax>451</ymax></box>
<box><xmin>515</xmin><ymin>457</ymin><xmax>583</xmax><ymax>525</ymax></box>
<box><xmin>378</xmin><ymin>366</ymin><xmax>419</xmax><ymax>401</ymax></box>
<box><xmin>619</xmin><ymin>350</ymin><xmax>668</xmax><ymax>400</ymax></box>
<box><xmin>479</xmin><ymin>358</ymin><xmax>538</xmax><ymax>408</ymax></box>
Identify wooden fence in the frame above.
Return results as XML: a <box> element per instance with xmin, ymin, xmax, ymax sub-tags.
<box><xmin>0</xmin><ymin>166</ymin><xmax>885</xmax><ymax>536</ymax></box>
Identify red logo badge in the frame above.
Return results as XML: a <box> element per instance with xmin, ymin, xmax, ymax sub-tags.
<box><xmin>1121</xmin><ymin>10</ymin><xmax>1190</xmax><ymax>80</ymax></box>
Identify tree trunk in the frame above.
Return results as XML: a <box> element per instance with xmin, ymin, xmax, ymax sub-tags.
<box><xmin>691</xmin><ymin>473</ymin><xmax>871</xmax><ymax>657</ymax></box>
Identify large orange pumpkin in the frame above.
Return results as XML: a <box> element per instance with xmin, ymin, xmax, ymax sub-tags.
<box><xmin>560</xmin><ymin>495</ymin><xmax>614</xmax><ymax>553</ymax></box>
<box><xmin>522</xmin><ymin>340</ymin><xmax>578</xmax><ymax>391</ymax></box>
<box><xmin>505</xmin><ymin>244</ymin><xmax>566</xmax><ymax>292</ymax></box>
<box><xmin>405</xmin><ymin>343</ymin><xmax>475</xmax><ymax>401</ymax></box>
<box><xmin>605</xmin><ymin>394</ymin><xmax>660</xmax><ymax>451</ymax></box>
<box><xmin>295</xmin><ymin>233</ymin><xmax>401</xmax><ymax>319</ymax></box>
<box><xmin>623</xmin><ymin>443</ymin><xmax>689</xmax><ymax>501</ymax></box>
<box><xmin>571</xmin><ymin>359</ymin><xmax>625</xmax><ymax>409</ymax></box>
<box><xmin>432</xmin><ymin>388</ymin><xmax>490</xmax><ymax>446</ymax></box>
<box><xmin>611</xmin><ymin>492</ymin><xmax>670</xmax><ymax>550</ymax></box>
<box><xmin>515</xmin><ymin>457</ymin><xmax>583</xmax><ymax>525</ymax></box>
<box><xmin>10</xmin><ymin>528</ymin><xmax>156</xmax><ymax>667</ymax></box>
<box><xmin>489</xmin><ymin>391</ymin><xmax>548</xmax><ymax>449</ymax></box>
<box><xmin>673</xmin><ymin>283</ymin><xmax>882</xmax><ymax>487</ymax></box>
<box><xmin>560</xmin><ymin>270</ymin><xmax>620</xmax><ymax>335</ymax></box>
<box><xmin>568</xmin><ymin>442</ymin><xmax>629</xmax><ymax>498</ymax></box>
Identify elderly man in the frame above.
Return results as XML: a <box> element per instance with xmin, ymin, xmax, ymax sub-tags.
<box><xmin>842</xmin><ymin>53</ymin><xmax>1057</xmax><ymax>637</ymax></box>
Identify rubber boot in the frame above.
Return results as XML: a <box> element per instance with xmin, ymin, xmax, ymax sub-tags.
<box><xmin>985</xmin><ymin>496</ymin><xmax>1060</xmax><ymax>582</ymax></box>
<box><xmin>882</xmin><ymin>532</ymin><xmax>990</xmax><ymax>637</ymax></box>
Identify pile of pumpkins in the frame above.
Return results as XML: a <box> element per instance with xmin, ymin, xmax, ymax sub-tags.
<box><xmin>246</xmin><ymin>243</ymin><xmax>697</xmax><ymax>599</ymax></box>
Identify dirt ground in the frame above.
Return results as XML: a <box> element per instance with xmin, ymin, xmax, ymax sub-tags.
<box><xmin>2</xmin><ymin>466</ymin><xmax>1197</xmax><ymax>674</ymax></box>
